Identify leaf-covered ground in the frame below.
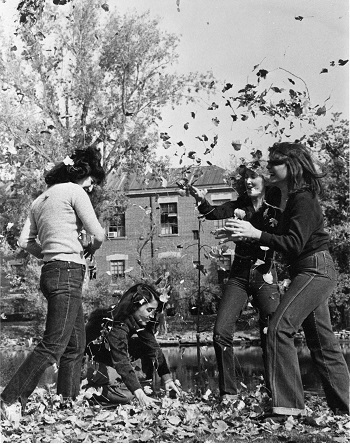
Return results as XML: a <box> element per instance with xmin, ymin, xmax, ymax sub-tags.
<box><xmin>1</xmin><ymin>383</ymin><xmax>349</xmax><ymax>443</ymax></box>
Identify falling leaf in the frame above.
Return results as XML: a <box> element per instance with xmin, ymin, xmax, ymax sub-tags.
<box><xmin>295</xmin><ymin>16</ymin><xmax>304</xmax><ymax>21</ymax></box>
<box><xmin>184</xmin><ymin>122</ymin><xmax>189</xmax><ymax>130</ymax></box>
<box><xmin>316</xmin><ymin>105</ymin><xmax>326</xmax><ymax>116</ymax></box>
<box><xmin>206</xmin><ymin>161</ymin><xmax>212</xmax><ymax>165</ymax></box>
<box><xmin>320</xmin><ymin>68</ymin><xmax>328</xmax><ymax>74</ymax></box>
<box><xmin>222</xmin><ymin>83</ymin><xmax>233</xmax><ymax>92</ymax></box>
<box><xmin>256</xmin><ymin>69</ymin><xmax>268</xmax><ymax>79</ymax></box>
<box><xmin>101</xmin><ymin>3</ymin><xmax>109</xmax><ymax>11</ymax></box>
<box><xmin>338</xmin><ymin>59</ymin><xmax>349</xmax><ymax>66</ymax></box>
<box><xmin>177</xmin><ymin>141</ymin><xmax>184</xmax><ymax>146</ymax></box>
<box><xmin>288</xmin><ymin>78</ymin><xmax>296</xmax><ymax>85</ymax></box>
<box><xmin>160</xmin><ymin>132</ymin><xmax>170</xmax><ymax>141</ymax></box>
<box><xmin>241</xmin><ymin>115</ymin><xmax>249</xmax><ymax>121</ymax></box>
<box><xmin>231</xmin><ymin>114</ymin><xmax>238</xmax><ymax>122</ymax></box>
<box><xmin>212</xmin><ymin>117</ymin><xmax>220</xmax><ymax>126</ymax></box>
<box><xmin>191</xmin><ymin>111</ymin><xmax>196</xmax><ymax>118</ymax></box>
<box><xmin>271</xmin><ymin>86</ymin><xmax>283</xmax><ymax>93</ymax></box>
<box><xmin>231</xmin><ymin>141</ymin><xmax>241</xmax><ymax>151</ymax></box>
<box><xmin>263</xmin><ymin>272</ymin><xmax>274</xmax><ymax>284</ymax></box>
<box><xmin>188</xmin><ymin>151</ymin><xmax>196</xmax><ymax>159</ymax></box>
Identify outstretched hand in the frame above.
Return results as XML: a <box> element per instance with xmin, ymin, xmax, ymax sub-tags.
<box><xmin>187</xmin><ymin>185</ymin><xmax>206</xmax><ymax>203</ymax></box>
<box><xmin>224</xmin><ymin>219</ymin><xmax>262</xmax><ymax>240</ymax></box>
<box><xmin>134</xmin><ymin>388</ymin><xmax>160</xmax><ymax>407</ymax></box>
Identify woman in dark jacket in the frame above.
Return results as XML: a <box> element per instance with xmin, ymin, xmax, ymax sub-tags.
<box><xmin>186</xmin><ymin>161</ymin><xmax>282</xmax><ymax>400</ymax></box>
<box><xmin>228</xmin><ymin>142</ymin><xmax>349</xmax><ymax>417</ymax></box>
<box><xmin>84</xmin><ymin>283</ymin><xmax>180</xmax><ymax>407</ymax></box>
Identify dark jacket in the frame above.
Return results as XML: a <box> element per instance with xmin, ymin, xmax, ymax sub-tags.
<box><xmin>198</xmin><ymin>187</ymin><xmax>282</xmax><ymax>263</ymax></box>
<box><xmin>86</xmin><ymin>315</ymin><xmax>170</xmax><ymax>394</ymax></box>
<box><xmin>260</xmin><ymin>190</ymin><xmax>329</xmax><ymax>265</ymax></box>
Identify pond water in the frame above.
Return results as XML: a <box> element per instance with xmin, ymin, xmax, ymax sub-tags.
<box><xmin>1</xmin><ymin>344</ymin><xmax>349</xmax><ymax>394</ymax></box>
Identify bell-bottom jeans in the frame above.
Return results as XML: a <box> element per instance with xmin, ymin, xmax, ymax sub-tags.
<box><xmin>1</xmin><ymin>261</ymin><xmax>86</xmax><ymax>409</ymax></box>
<box><xmin>267</xmin><ymin>250</ymin><xmax>350</xmax><ymax>416</ymax></box>
<box><xmin>213</xmin><ymin>259</ymin><xmax>280</xmax><ymax>396</ymax></box>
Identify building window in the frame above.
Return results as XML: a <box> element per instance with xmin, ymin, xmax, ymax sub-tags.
<box><xmin>110</xmin><ymin>260</ymin><xmax>125</xmax><ymax>281</ymax></box>
<box><xmin>193</xmin><ymin>230</ymin><xmax>199</xmax><ymax>240</ymax></box>
<box><xmin>160</xmin><ymin>202</ymin><xmax>178</xmax><ymax>235</ymax></box>
<box><xmin>108</xmin><ymin>213</ymin><xmax>126</xmax><ymax>238</ymax></box>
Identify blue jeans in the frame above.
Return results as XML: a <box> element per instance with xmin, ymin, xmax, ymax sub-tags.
<box><xmin>1</xmin><ymin>261</ymin><xmax>86</xmax><ymax>408</ymax></box>
<box><xmin>214</xmin><ymin>259</ymin><xmax>280</xmax><ymax>396</ymax></box>
<box><xmin>267</xmin><ymin>251</ymin><xmax>350</xmax><ymax>415</ymax></box>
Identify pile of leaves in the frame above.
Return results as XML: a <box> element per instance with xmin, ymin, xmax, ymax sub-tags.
<box><xmin>1</xmin><ymin>383</ymin><xmax>349</xmax><ymax>443</ymax></box>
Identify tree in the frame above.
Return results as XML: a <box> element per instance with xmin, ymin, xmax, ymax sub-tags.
<box><xmin>309</xmin><ymin>113</ymin><xmax>350</xmax><ymax>328</ymax></box>
<box><xmin>0</xmin><ymin>0</ymin><xmax>213</xmax><ymax>229</ymax></box>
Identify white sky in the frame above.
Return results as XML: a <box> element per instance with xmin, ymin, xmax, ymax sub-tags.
<box><xmin>0</xmin><ymin>0</ymin><xmax>349</xmax><ymax>167</ymax></box>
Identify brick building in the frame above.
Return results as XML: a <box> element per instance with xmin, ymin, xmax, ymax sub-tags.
<box><xmin>94</xmin><ymin>165</ymin><xmax>237</xmax><ymax>283</ymax></box>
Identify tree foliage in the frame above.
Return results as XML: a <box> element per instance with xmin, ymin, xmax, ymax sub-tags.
<box><xmin>308</xmin><ymin>114</ymin><xmax>350</xmax><ymax>328</ymax></box>
<box><xmin>0</xmin><ymin>0</ymin><xmax>213</xmax><ymax>229</ymax></box>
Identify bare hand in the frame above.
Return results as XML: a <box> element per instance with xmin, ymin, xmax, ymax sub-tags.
<box><xmin>225</xmin><ymin>220</ymin><xmax>262</xmax><ymax>240</ymax></box>
<box><xmin>213</xmin><ymin>227</ymin><xmax>245</xmax><ymax>243</ymax></box>
<box><xmin>188</xmin><ymin>185</ymin><xmax>206</xmax><ymax>203</ymax></box>
<box><xmin>164</xmin><ymin>379</ymin><xmax>181</xmax><ymax>397</ymax></box>
<box><xmin>134</xmin><ymin>388</ymin><xmax>160</xmax><ymax>407</ymax></box>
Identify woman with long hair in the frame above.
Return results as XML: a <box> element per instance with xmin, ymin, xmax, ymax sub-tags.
<box><xmin>185</xmin><ymin>159</ymin><xmax>282</xmax><ymax>401</ymax></box>
<box><xmin>228</xmin><ymin>142</ymin><xmax>349</xmax><ymax>417</ymax></box>
<box><xmin>1</xmin><ymin>146</ymin><xmax>106</xmax><ymax>419</ymax></box>
<box><xmin>84</xmin><ymin>283</ymin><xmax>180</xmax><ymax>407</ymax></box>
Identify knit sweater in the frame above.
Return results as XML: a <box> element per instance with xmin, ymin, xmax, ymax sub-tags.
<box><xmin>259</xmin><ymin>190</ymin><xmax>329</xmax><ymax>264</ymax></box>
<box><xmin>19</xmin><ymin>183</ymin><xmax>104</xmax><ymax>264</ymax></box>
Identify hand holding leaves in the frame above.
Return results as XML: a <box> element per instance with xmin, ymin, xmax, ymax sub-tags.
<box><xmin>83</xmin><ymin>242</ymin><xmax>96</xmax><ymax>260</ymax></box>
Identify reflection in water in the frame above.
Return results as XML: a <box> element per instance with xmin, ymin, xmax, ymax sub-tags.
<box><xmin>1</xmin><ymin>345</ymin><xmax>349</xmax><ymax>395</ymax></box>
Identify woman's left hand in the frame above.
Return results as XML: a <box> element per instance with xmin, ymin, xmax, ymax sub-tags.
<box><xmin>83</xmin><ymin>242</ymin><xmax>96</xmax><ymax>260</ymax></box>
<box><xmin>225</xmin><ymin>219</ymin><xmax>262</xmax><ymax>240</ymax></box>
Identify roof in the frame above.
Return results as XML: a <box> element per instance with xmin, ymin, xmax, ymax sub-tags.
<box><xmin>107</xmin><ymin>165</ymin><xmax>230</xmax><ymax>193</ymax></box>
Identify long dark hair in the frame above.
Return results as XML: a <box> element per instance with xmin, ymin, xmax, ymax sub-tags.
<box><xmin>85</xmin><ymin>283</ymin><xmax>160</xmax><ymax>344</ymax></box>
<box><xmin>268</xmin><ymin>142</ymin><xmax>324</xmax><ymax>196</ymax></box>
<box><xmin>45</xmin><ymin>145</ymin><xmax>105</xmax><ymax>186</ymax></box>
<box><xmin>111</xmin><ymin>283</ymin><xmax>160</xmax><ymax>322</ymax></box>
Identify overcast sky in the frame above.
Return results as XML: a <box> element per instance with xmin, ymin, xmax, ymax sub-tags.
<box><xmin>1</xmin><ymin>0</ymin><xmax>348</xmax><ymax>167</ymax></box>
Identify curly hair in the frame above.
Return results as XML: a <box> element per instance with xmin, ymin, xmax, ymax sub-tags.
<box><xmin>230</xmin><ymin>160</ymin><xmax>269</xmax><ymax>197</ymax></box>
<box><xmin>44</xmin><ymin>145</ymin><xmax>105</xmax><ymax>186</ymax></box>
<box><xmin>268</xmin><ymin>142</ymin><xmax>324</xmax><ymax>196</ymax></box>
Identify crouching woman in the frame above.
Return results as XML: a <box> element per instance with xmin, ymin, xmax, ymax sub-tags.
<box><xmin>84</xmin><ymin>283</ymin><xmax>180</xmax><ymax>407</ymax></box>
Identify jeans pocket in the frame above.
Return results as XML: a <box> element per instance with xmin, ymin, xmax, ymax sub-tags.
<box><xmin>40</xmin><ymin>267</ymin><xmax>60</xmax><ymax>296</ymax></box>
<box><xmin>67</xmin><ymin>267</ymin><xmax>84</xmax><ymax>297</ymax></box>
<box><xmin>324</xmin><ymin>252</ymin><xmax>337</xmax><ymax>281</ymax></box>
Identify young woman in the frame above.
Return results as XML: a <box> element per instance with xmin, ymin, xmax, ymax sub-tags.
<box><xmin>228</xmin><ymin>142</ymin><xmax>349</xmax><ymax>417</ymax></box>
<box><xmin>84</xmin><ymin>283</ymin><xmax>180</xmax><ymax>407</ymax></box>
<box><xmin>1</xmin><ymin>146</ymin><xmax>106</xmax><ymax>418</ymax></box>
<box><xmin>187</xmin><ymin>162</ymin><xmax>282</xmax><ymax>401</ymax></box>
